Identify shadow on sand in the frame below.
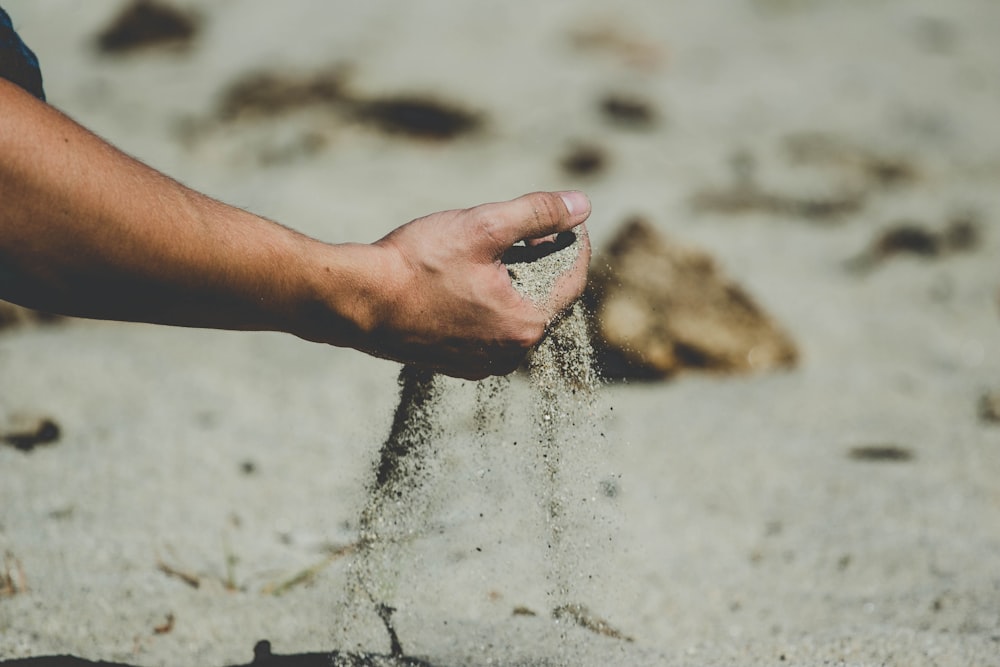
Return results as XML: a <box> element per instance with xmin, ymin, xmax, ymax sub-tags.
<box><xmin>0</xmin><ymin>640</ymin><xmax>436</xmax><ymax>667</ymax></box>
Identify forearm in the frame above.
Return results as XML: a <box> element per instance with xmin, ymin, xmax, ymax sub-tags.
<box><xmin>0</xmin><ymin>79</ymin><xmax>372</xmax><ymax>341</ymax></box>
<box><xmin>0</xmin><ymin>79</ymin><xmax>592</xmax><ymax>378</ymax></box>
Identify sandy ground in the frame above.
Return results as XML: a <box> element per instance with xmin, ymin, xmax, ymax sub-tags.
<box><xmin>2</xmin><ymin>1</ymin><xmax>1000</xmax><ymax>665</ymax></box>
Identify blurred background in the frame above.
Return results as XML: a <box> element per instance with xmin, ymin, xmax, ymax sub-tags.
<box><xmin>1</xmin><ymin>1</ymin><xmax>999</xmax><ymax>665</ymax></box>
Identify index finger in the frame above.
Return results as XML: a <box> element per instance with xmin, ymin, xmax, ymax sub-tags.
<box><xmin>470</xmin><ymin>191</ymin><xmax>591</xmax><ymax>251</ymax></box>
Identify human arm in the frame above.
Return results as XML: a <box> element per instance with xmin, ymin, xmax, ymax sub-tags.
<box><xmin>0</xmin><ymin>79</ymin><xmax>590</xmax><ymax>378</ymax></box>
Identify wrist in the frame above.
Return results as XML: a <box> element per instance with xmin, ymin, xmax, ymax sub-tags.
<box><xmin>291</xmin><ymin>240</ymin><xmax>399</xmax><ymax>350</ymax></box>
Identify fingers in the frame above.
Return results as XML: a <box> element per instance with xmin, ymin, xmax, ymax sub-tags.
<box><xmin>469</xmin><ymin>190</ymin><xmax>591</xmax><ymax>252</ymax></box>
<box><xmin>525</xmin><ymin>235</ymin><xmax>558</xmax><ymax>247</ymax></box>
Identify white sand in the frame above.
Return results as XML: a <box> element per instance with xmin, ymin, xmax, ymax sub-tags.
<box><xmin>2</xmin><ymin>1</ymin><xmax>1000</xmax><ymax>665</ymax></box>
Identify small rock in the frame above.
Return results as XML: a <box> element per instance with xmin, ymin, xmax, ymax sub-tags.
<box><xmin>847</xmin><ymin>444</ymin><xmax>914</xmax><ymax>462</ymax></box>
<box><xmin>560</xmin><ymin>143</ymin><xmax>609</xmax><ymax>177</ymax></box>
<box><xmin>599</xmin><ymin>93</ymin><xmax>659</xmax><ymax>130</ymax></box>
<box><xmin>215</xmin><ymin>68</ymin><xmax>348</xmax><ymax>122</ymax></box>
<box><xmin>351</xmin><ymin>95</ymin><xmax>482</xmax><ymax>141</ymax></box>
<box><xmin>586</xmin><ymin>217</ymin><xmax>798</xmax><ymax>379</ymax></box>
<box><xmin>95</xmin><ymin>0</ymin><xmax>199</xmax><ymax>55</ymax></box>
<box><xmin>979</xmin><ymin>391</ymin><xmax>1000</xmax><ymax>424</ymax></box>
<box><xmin>1</xmin><ymin>415</ymin><xmax>61</xmax><ymax>452</ymax></box>
<box><xmin>846</xmin><ymin>213</ymin><xmax>981</xmax><ymax>273</ymax></box>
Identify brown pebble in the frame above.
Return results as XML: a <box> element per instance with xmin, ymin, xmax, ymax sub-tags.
<box><xmin>215</xmin><ymin>68</ymin><xmax>347</xmax><ymax>122</ymax></box>
<box><xmin>871</xmin><ymin>224</ymin><xmax>942</xmax><ymax>257</ymax></box>
<box><xmin>560</xmin><ymin>144</ymin><xmax>609</xmax><ymax>177</ymax></box>
<box><xmin>847</xmin><ymin>445</ymin><xmax>914</xmax><ymax>462</ymax></box>
<box><xmin>351</xmin><ymin>95</ymin><xmax>482</xmax><ymax>141</ymax></box>
<box><xmin>95</xmin><ymin>0</ymin><xmax>199</xmax><ymax>54</ymax></box>
<box><xmin>587</xmin><ymin>216</ymin><xmax>798</xmax><ymax>379</ymax></box>
<box><xmin>1</xmin><ymin>416</ymin><xmax>61</xmax><ymax>452</ymax></box>
<box><xmin>847</xmin><ymin>214</ymin><xmax>982</xmax><ymax>273</ymax></box>
<box><xmin>978</xmin><ymin>392</ymin><xmax>1000</xmax><ymax>424</ymax></box>
<box><xmin>599</xmin><ymin>93</ymin><xmax>658</xmax><ymax>130</ymax></box>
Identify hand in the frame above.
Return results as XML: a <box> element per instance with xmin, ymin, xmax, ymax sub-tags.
<box><xmin>362</xmin><ymin>191</ymin><xmax>591</xmax><ymax>379</ymax></box>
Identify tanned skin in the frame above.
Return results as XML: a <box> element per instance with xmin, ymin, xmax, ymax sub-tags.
<box><xmin>0</xmin><ymin>79</ymin><xmax>590</xmax><ymax>379</ymax></box>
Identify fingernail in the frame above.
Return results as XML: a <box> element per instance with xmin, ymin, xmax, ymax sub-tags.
<box><xmin>559</xmin><ymin>191</ymin><xmax>590</xmax><ymax>217</ymax></box>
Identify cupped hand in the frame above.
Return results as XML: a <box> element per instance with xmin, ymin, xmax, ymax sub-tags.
<box><xmin>364</xmin><ymin>190</ymin><xmax>591</xmax><ymax>379</ymax></box>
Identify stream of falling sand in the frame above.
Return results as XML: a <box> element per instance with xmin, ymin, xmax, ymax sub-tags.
<box><xmin>339</xmin><ymin>233</ymin><xmax>610</xmax><ymax>664</ymax></box>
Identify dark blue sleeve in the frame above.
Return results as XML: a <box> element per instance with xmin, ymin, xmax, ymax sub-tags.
<box><xmin>0</xmin><ymin>6</ymin><xmax>45</xmax><ymax>101</ymax></box>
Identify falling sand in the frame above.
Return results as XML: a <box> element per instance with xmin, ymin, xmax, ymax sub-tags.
<box><xmin>334</xmin><ymin>232</ymin><xmax>620</xmax><ymax>665</ymax></box>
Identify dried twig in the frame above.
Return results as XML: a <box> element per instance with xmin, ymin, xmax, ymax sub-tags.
<box><xmin>1</xmin><ymin>551</ymin><xmax>28</xmax><ymax>597</ymax></box>
<box><xmin>222</xmin><ymin>538</ymin><xmax>240</xmax><ymax>592</ymax></box>
<box><xmin>261</xmin><ymin>542</ymin><xmax>358</xmax><ymax>596</ymax></box>
<box><xmin>553</xmin><ymin>603</ymin><xmax>634</xmax><ymax>642</ymax></box>
<box><xmin>153</xmin><ymin>613</ymin><xmax>175</xmax><ymax>635</ymax></box>
<box><xmin>156</xmin><ymin>559</ymin><xmax>201</xmax><ymax>589</ymax></box>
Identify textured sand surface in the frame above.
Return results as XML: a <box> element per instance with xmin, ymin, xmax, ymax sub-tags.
<box><xmin>2</xmin><ymin>1</ymin><xmax>999</xmax><ymax>665</ymax></box>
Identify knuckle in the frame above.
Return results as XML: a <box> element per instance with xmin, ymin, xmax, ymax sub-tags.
<box><xmin>468</xmin><ymin>207</ymin><xmax>505</xmax><ymax>246</ymax></box>
<box><xmin>525</xmin><ymin>191</ymin><xmax>564</xmax><ymax>227</ymax></box>
<box><xmin>514</xmin><ymin>318</ymin><xmax>546</xmax><ymax>349</ymax></box>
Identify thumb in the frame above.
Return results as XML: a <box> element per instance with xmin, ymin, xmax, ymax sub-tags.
<box><xmin>468</xmin><ymin>191</ymin><xmax>591</xmax><ymax>254</ymax></box>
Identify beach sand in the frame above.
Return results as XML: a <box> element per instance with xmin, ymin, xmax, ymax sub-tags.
<box><xmin>2</xmin><ymin>1</ymin><xmax>999</xmax><ymax>665</ymax></box>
